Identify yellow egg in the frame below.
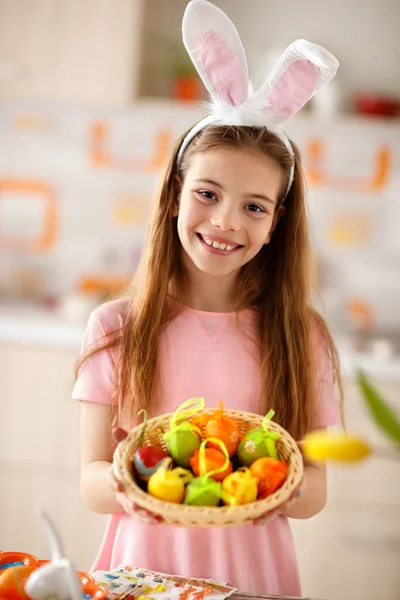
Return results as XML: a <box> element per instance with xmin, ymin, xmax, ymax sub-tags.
<box><xmin>302</xmin><ymin>431</ymin><xmax>371</xmax><ymax>462</ymax></box>
<box><xmin>148</xmin><ymin>467</ymin><xmax>193</xmax><ymax>503</ymax></box>
<box><xmin>222</xmin><ymin>468</ymin><xmax>258</xmax><ymax>505</ymax></box>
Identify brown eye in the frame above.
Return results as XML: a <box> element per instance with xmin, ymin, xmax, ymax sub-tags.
<box><xmin>197</xmin><ymin>190</ymin><xmax>217</xmax><ymax>201</ymax></box>
<box><xmin>246</xmin><ymin>203</ymin><xmax>265</xmax><ymax>214</ymax></box>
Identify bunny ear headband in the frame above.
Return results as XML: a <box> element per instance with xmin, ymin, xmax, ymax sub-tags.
<box><xmin>177</xmin><ymin>0</ymin><xmax>339</xmax><ymax>200</ymax></box>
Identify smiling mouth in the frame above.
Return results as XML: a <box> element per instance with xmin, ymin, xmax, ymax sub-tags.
<box><xmin>197</xmin><ymin>233</ymin><xmax>242</xmax><ymax>252</ymax></box>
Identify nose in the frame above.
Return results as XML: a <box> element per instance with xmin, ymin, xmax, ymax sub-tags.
<box><xmin>209</xmin><ymin>200</ymin><xmax>241</xmax><ymax>232</ymax></box>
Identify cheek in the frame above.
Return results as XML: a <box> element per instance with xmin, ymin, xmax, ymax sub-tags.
<box><xmin>178</xmin><ymin>196</ymin><xmax>202</xmax><ymax>227</ymax></box>
<box><xmin>251</xmin><ymin>219</ymin><xmax>273</xmax><ymax>243</ymax></box>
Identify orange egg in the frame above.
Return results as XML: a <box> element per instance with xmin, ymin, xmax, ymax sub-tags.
<box><xmin>189</xmin><ymin>448</ymin><xmax>233</xmax><ymax>481</ymax></box>
<box><xmin>0</xmin><ymin>565</ymin><xmax>35</xmax><ymax>600</ymax></box>
<box><xmin>250</xmin><ymin>457</ymin><xmax>288</xmax><ymax>499</ymax></box>
<box><xmin>204</xmin><ymin>414</ymin><xmax>241</xmax><ymax>456</ymax></box>
<box><xmin>189</xmin><ymin>413</ymin><xmax>211</xmax><ymax>433</ymax></box>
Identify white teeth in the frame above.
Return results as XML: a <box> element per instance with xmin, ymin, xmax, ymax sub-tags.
<box><xmin>202</xmin><ymin>236</ymin><xmax>237</xmax><ymax>251</ymax></box>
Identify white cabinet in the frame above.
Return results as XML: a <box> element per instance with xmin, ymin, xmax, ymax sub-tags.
<box><xmin>0</xmin><ymin>342</ymin><xmax>107</xmax><ymax>571</ymax></box>
<box><xmin>0</xmin><ymin>0</ymin><xmax>144</xmax><ymax>104</ymax></box>
<box><xmin>292</xmin><ymin>379</ymin><xmax>400</xmax><ymax>600</ymax></box>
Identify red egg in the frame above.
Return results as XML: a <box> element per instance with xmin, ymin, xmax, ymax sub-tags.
<box><xmin>133</xmin><ymin>446</ymin><xmax>168</xmax><ymax>481</ymax></box>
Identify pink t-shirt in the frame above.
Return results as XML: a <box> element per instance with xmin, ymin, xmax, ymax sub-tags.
<box><xmin>72</xmin><ymin>297</ymin><xmax>340</xmax><ymax>596</ymax></box>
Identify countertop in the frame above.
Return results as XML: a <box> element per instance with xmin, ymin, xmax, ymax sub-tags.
<box><xmin>0</xmin><ymin>301</ymin><xmax>400</xmax><ymax>382</ymax></box>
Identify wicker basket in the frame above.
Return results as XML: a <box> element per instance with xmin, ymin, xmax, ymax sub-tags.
<box><xmin>114</xmin><ymin>409</ymin><xmax>303</xmax><ymax>527</ymax></box>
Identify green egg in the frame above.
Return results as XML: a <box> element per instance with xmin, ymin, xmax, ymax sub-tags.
<box><xmin>164</xmin><ymin>428</ymin><xmax>201</xmax><ymax>468</ymax></box>
<box><xmin>184</xmin><ymin>477</ymin><xmax>221</xmax><ymax>506</ymax></box>
<box><xmin>237</xmin><ymin>427</ymin><xmax>278</xmax><ymax>467</ymax></box>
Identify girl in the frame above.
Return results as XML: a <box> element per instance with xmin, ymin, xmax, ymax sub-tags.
<box><xmin>73</xmin><ymin>1</ymin><xmax>343</xmax><ymax>595</ymax></box>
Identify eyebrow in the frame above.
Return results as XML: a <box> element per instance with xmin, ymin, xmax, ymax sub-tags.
<box><xmin>194</xmin><ymin>178</ymin><xmax>276</xmax><ymax>206</ymax></box>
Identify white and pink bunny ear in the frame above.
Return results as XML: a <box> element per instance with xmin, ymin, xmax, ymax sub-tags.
<box><xmin>251</xmin><ymin>39</ymin><xmax>339</xmax><ymax>126</ymax></box>
<box><xmin>182</xmin><ymin>0</ymin><xmax>249</xmax><ymax>108</ymax></box>
<box><xmin>177</xmin><ymin>1</ymin><xmax>339</xmax><ymax>200</ymax></box>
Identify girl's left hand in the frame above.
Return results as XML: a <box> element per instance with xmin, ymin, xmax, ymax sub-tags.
<box><xmin>252</xmin><ymin>479</ymin><xmax>305</xmax><ymax>526</ymax></box>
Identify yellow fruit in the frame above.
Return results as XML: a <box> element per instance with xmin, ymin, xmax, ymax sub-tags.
<box><xmin>302</xmin><ymin>431</ymin><xmax>371</xmax><ymax>462</ymax></box>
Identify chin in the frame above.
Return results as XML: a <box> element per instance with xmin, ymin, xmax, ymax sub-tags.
<box><xmin>193</xmin><ymin>258</ymin><xmax>241</xmax><ymax>278</ymax></box>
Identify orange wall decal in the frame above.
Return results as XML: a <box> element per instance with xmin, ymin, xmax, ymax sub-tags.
<box><xmin>0</xmin><ymin>179</ymin><xmax>58</xmax><ymax>252</ymax></box>
<box><xmin>306</xmin><ymin>139</ymin><xmax>391</xmax><ymax>192</ymax></box>
<box><xmin>89</xmin><ymin>121</ymin><xmax>172</xmax><ymax>171</ymax></box>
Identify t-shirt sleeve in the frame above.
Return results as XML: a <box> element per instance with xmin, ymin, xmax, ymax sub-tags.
<box><xmin>312</xmin><ymin>329</ymin><xmax>342</xmax><ymax>429</ymax></box>
<box><xmin>71</xmin><ymin>308</ymin><xmax>117</xmax><ymax>405</ymax></box>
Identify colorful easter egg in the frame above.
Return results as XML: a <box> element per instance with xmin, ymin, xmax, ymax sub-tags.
<box><xmin>184</xmin><ymin>476</ymin><xmax>222</xmax><ymax>506</ymax></box>
<box><xmin>204</xmin><ymin>402</ymin><xmax>242</xmax><ymax>456</ymax></box>
<box><xmin>189</xmin><ymin>447</ymin><xmax>232</xmax><ymax>481</ymax></box>
<box><xmin>237</xmin><ymin>410</ymin><xmax>280</xmax><ymax>466</ymax></box>
<box><xmin>162</xmin><ymin>398</ymin><xmax>205</xmax><ymax>468</ymax></box>
<box><xmin>184</xmin><ymin>437</ymin><xmax>230</xmax><ymax>506</ymax></box>
<box><xmin>148</xmin><ymin>460</ymin><xmax>193</xmax><ymax>504</ymax></box>
<box><xmin>163</xmin><ymin>427</ymin><xmax>201</xmax><ymax>468</ymax></box>
<box><xmin>221</xmin><ymin>468</ymin><xmax>259</xmax><ymax>505</ymax></box>
<box><xmin>133</xmin><ymin>445</ymin><xmax>168</xmax><ymax>482</ymax></box>
<box><xmin>250</xmin><ymin>457</ymin><xmax>287</xmax><ymax>498</ymax></box>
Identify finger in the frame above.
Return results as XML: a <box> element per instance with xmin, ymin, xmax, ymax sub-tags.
<box><xmin>112</xmin><ymin>427</ymin><xmax>129</xmax><ymax>443</ymax></box>
<box><xmin>116</xmin><ymin>491</ymin><xmax>135</xmax><ymax>514</ymax></box>
<box><xmin>108</xmin><ymin>465</ymin><xmax>124</xmax><ymax>493</ymax></box>
<box><xmin>253</xmin><ymin>507</ymin><xmax>280</xmax><ymax>526</ymax></box>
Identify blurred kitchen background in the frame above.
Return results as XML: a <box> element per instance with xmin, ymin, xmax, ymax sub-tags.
<box><xmin>0</xmin><ymin>1</ymin><xmax>400</xmax><ymax>599</ymax></box>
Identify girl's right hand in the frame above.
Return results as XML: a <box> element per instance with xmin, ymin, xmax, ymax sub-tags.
<box><xmin>109</xmin><ymin>427</ymin><xmax>163</xmax><ymax>524</ymax></box>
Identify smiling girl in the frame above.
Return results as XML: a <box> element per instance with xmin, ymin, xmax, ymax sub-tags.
<box><xmin>72</xmin><ymin>1</ymin><xmax>342</xmax><ymax>595</ymax></box>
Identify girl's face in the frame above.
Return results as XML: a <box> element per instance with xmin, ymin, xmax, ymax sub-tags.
<box><xmin>174</xmin><ymin>146</ymin><xmax>284</xmax><ymax>280</ymax></box>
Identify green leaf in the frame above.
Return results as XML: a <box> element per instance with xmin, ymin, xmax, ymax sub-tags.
<box><xmin>357</xmin><ymin>370</ymin><xmax>400</xmax><ymax>446</ymax></box>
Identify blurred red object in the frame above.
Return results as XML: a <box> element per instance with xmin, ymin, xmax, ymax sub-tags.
<box><xmin>355</xmin><ymin>93</ymin><xmax>400</xmax><ymax>117</ymax></box>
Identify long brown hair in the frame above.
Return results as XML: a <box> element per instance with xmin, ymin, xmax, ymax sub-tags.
<box><xmin>76</xmin><ymin>125</ymin><xmax>342</xmax><ymax>439</ymax></box>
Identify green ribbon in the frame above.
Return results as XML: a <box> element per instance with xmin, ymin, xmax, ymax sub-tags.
<box><xmin>169</xmin><ymin>397</ymin><xmax>206</xmax><ymax>429</ymax></box>
<box><xmin>137</xmin><ymin>409</ymin><xmax>147</xmax><ymax>448</ymax></box>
